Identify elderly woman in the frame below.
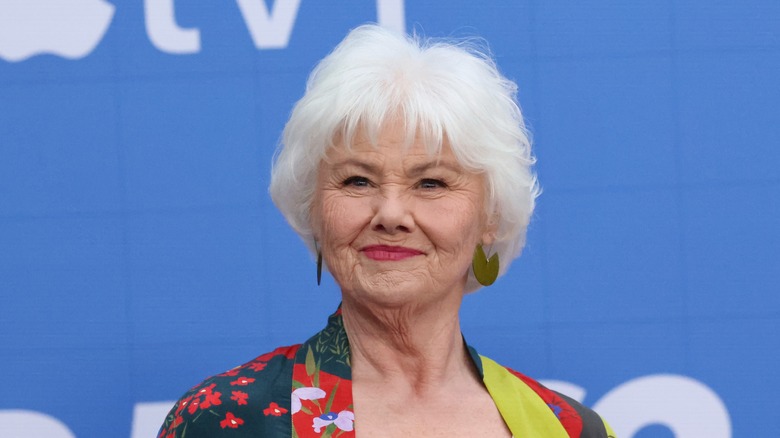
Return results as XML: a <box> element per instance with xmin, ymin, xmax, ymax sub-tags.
<box><xmin>159</xmin><ymin>25</ymin><xmax>614</xmax><ymax>438</ymax></box>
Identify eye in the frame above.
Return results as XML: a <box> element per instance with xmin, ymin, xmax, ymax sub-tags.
<box><xmin>342</xmin><ymin>176</ymin><xmax>371</xmax><ymax>188</ymax></box>
<box><xmin>418</xmin><ymin>178</ymin><xmax>448</xmax><ymax>190</ymax></box>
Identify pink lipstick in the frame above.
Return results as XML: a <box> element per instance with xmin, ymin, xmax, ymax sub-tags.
<box><xmin>361</xmin><ymin>245</ymin><xmax>424</xmax><ymax>261</ymax></box>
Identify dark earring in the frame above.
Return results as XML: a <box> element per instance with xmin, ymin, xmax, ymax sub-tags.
<box><xmin>316</xmin><ymin>251</ymin><xmax>322</xmax><ymax>286</ymax></box>
<box><xmin>472</xmin><ymin>244</ymin><xmax>499</xmax><ymax>286</ymax></box>
<box><xmin>315</xmin><ymin>241</ymin><xmax>322</xmax><ymax>286</ymax></box>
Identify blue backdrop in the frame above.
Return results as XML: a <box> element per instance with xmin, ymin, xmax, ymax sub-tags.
<box><xmin>1</xmin><ymin>1</ymin><xmax>778</xmax><ymax>437</ymax></box>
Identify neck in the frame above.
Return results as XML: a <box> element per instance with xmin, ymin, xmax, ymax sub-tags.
<box><xmin>341</xmin><ymin>293</ymin><xmax>477</xmax><ymax>393</ymax></box>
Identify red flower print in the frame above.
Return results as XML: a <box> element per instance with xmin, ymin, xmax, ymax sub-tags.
<box><xmin>198</xmin><ymin>383</ymin><xmax>217</xmax><ymax>394</ymax></box>
<box><xmin>187</xmin><ymin>398</ymin><xmax>200</xmax><ymax>415</ymax></box>
<box><xmin>172</xmin><ymin>415</ymin><xmax>183</xmax><ymax>428</ymax></box>
<box><xmin>182</xmin><ymin>382</ymin><xmax>224</xmax><ymax>414</ymax></box>
<box><xmin>175</xmin><ymin>395</ymin><xmax>194</xmax><ymax>416</ymax></box>
<box><xmin>220</xmin><ymin>412</ymin><xmax>244</xmax><ymax>429</ymax></box>
<box><xmin>193</xmin><ymin>384</ymin><xmax>222</xmax><ymax>410</ymax></box>
<box><xmin>248</xmin><ymin>361</ymin><xmax>267</xmax><ymax>372</ymax></box>
<box><xmin>219</xmin><ymin>368</ymin><xmax>241</xmax><ymax>377</ymax></box>
<box><xmin>263</xmin><ymin>402</ymin><xmax>288</xmax><ymax>417</ymax></box>
<box><xmin>291</xmin><ymin>365</ymin><xmax>354</xmax><ymax>434</ymax></box>
<box><xmin>230</xmin><ymin>377</ymin><xmax>255</xmax><ymax>386</ymax></box>
<box><xmin>199</xmin><ymin>389</ymin><xmax>222</xmax><ymax>409</ymax></box>
<box><xmin>231</xmin><ymin>390</ymin><xmax>249</xmax><ymax>406</ymax></box>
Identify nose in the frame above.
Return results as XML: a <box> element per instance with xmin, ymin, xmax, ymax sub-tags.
<box><xmin>370</xmin><ymin>191</ymin><xmax>414</xmax><ymax>234</ymax></box>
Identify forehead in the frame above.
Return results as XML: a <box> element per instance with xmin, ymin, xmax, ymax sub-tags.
<box><xmin>326</xmin><ymin>121</ymin><xmax>458</xmax><ymax>165</ymax></box>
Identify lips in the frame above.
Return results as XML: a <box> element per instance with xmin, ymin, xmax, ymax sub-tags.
<box><xmin>361</xmin><ymin>245</ymin><xmax>424</xmax><ymax>261</ymax></box>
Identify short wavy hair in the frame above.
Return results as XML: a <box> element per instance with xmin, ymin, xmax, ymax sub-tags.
<box><xmin>270</xmin><ymin>24</ymin><xmax>539</xmax><ymax>291</ymax></box>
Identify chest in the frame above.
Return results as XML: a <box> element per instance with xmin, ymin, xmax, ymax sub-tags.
<box><xmin>351</xmin><ymin>388</ymin><xmax>513</xmax><ymax>438</ymax></box>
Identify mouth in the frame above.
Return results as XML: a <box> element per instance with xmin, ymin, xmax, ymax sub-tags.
<box><xmin>360</xmin><ymin>245</ymin><xmax>424</xmax><ymax>261</ymax></box>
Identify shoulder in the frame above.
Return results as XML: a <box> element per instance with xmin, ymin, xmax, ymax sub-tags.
<box><xmin>502</xmin><ymin>366</ymin><xmax>616</xmax><ymax>438</ymax></box>
<box><xmin>158</xmin><ymin>345</ymin><xmax>300</xmax><ymax>438</ymax></box>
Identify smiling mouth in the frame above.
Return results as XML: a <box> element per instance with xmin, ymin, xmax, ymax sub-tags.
<box><xmin>361</xmin><ymin>245</ymin><xmax>424</xmax><ymax>261</ymax></box>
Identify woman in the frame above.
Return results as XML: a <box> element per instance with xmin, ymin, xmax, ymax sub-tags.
<box><xmin>159</xmin><ymin>25</ymin><xmax>615</xmax><ymax>438</ymax></box>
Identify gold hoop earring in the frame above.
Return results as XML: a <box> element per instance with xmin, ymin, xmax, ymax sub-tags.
<box><xmin>472</xmin><ymin>244</ymin><xmax>499</xmax><ymax>286</ymax></box>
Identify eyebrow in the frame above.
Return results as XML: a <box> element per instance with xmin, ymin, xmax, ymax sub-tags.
<box><xmin>407</xmin><ymin>160</ymin><xmax>463</xmax><ymax>176</ymax></box>
<box><xmin>330</xmin><ymin>159</ymin><xmax>380</xmax><ymax>174</ymax></box>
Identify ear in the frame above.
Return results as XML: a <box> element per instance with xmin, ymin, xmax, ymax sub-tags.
<box><xmin>480</xmin><ymin>211</ymin><xmax>499</xmax><ymax>246</ymax></box>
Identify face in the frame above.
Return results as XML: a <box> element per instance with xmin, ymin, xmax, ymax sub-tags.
<box><xmin>310</xmin><ymin>123</ymin><xmax>495</xmax><ymax>308</ymax></box>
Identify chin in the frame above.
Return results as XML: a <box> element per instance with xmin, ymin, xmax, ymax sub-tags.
<box><xmin>349</xmin><ymin>277</ymin><xmax>444</xmax><ymax>309</ymax></box>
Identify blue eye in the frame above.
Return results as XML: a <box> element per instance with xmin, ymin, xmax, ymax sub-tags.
<box><xmin>418</xmin><ymin>178</ymin><xmax>447</xmax><ymax>189</ymax></box>
<box><xmin>343</xmin><ymin>176</ymin><xmax>370</xmax><ymax>187</ymax></box>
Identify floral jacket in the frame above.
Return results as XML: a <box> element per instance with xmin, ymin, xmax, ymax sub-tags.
<box><xmin>159</xmin><ymin>308</ymin><xmax>615</xmax><ymax>438</ymax></box>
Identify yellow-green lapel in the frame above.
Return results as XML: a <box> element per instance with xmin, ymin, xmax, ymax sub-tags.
<box><xmin>481</xmin><ymin>355</ymin><xmax>570</xmax><ymax>438</ymax></box>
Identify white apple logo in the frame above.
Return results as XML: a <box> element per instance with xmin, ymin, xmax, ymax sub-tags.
<box><xmin>0</xmin><ymin>0</ymin><xmax>115</xmax><ymax>62</ymax></box>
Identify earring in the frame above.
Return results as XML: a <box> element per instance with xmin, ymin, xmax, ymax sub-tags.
<box><xmin>472</xmin><ymin>244</ymin><xmax>499</xmax><ymax>286</ymax></box>
<box><xmin>316</xmin><ymin>251</ymin><xmax>323</xmax><ymax>286</ymax></box>
<box><xmin>314</xmin><ymin>241</ymin><xmax>322</xmax><ymax>286</ymax></box>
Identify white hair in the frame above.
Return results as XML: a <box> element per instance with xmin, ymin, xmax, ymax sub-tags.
<box><xmin>270</xmin><ymin>24</ymin><xmax>539</xmax><ymax>291</ymax></box>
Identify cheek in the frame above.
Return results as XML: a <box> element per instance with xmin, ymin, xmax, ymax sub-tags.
<box><xmin>417</xmin><ymin>200</ymin><xmax>484</xmax><ymax>253</ymax></box>
<box><xmin>416</xmin><ymin>204</ymin><xmax>482</xmax><ymax>286</ymax></box>
<box><xmin>319</xmin><ymin>195</ymin><xmax>370</xmax><ymax>247</ymax></box>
